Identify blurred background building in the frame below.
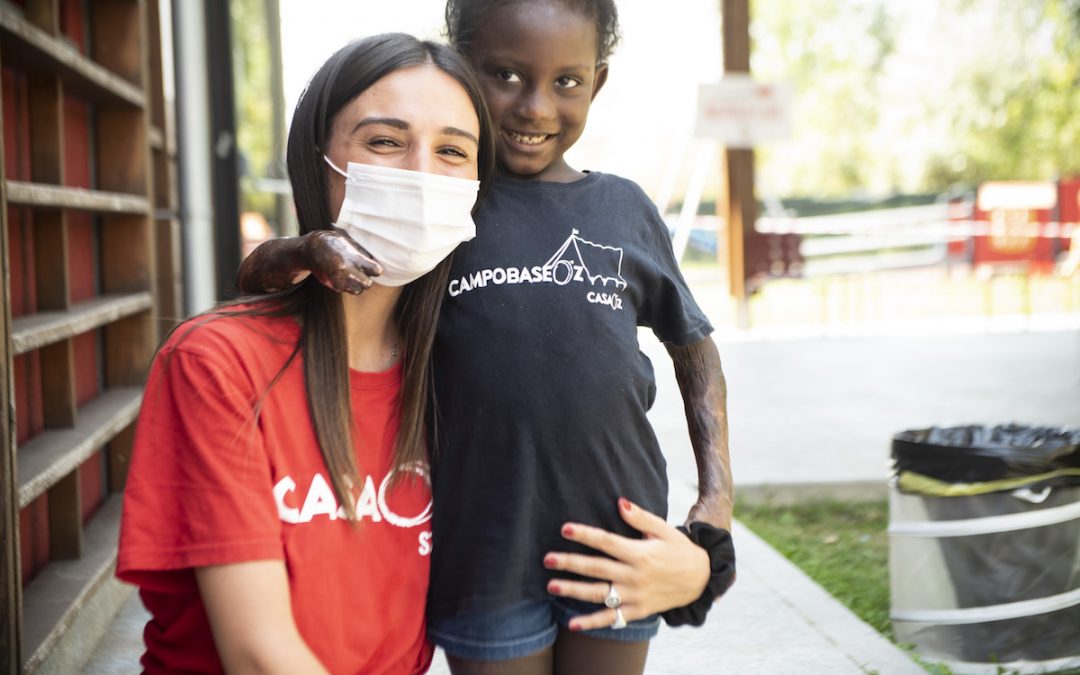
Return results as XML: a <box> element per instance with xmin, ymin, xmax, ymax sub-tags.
<box><xmin>0</xmin><ymin>1</ymin><xmax>1077</xmax><ymax>673</ymax></box>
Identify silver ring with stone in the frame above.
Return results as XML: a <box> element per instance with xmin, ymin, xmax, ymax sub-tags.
<box><xmin>604</xmin><ymin>583</ymin><xmax>622</xmax><ymax>609</ymax></box>
<box><xmin>612</xmin><ymin>607</ymin><xmax>628</xmax><ymax>630</ymax></box>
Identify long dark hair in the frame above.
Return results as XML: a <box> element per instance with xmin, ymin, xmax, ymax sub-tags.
<box><xmin>240</xmin><ymin>34</ymin><xmax>493</xmax><ymax>517</ymax></box>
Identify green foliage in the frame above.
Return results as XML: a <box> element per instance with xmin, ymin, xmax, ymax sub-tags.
<box><xmin>926</xmin><ymin>0</ymin><xmax>1080</xmax><ymax>188</ymax></box>
<box><xmin>753</xmin><ymin>0</ymin><xmax>1080</xmax><ymax>198</ymax></box>
<box><xmin>753</xmin><ymin>0</ymin><xmax>900</xmax><ymax>197</ymax></box>
<box><xmin>230</xmin><ymin>0</ymin><xmax>284</xmax><ymax>219</ymax></box>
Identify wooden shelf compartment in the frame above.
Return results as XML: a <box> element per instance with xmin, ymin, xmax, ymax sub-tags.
<box><xmin>149</xmin><ymin>125</ymin><xmax>177</xmax><ymax>156</ymax></box>
<box><xmin>0</xmin><ymin>4</ymin><xmax>145</xmax><ymax>108</ymax></box>
<box><xmin>21</xmin><ymin>496</ymin><xmax>133</xmax><ymax>675</ymax></box>
<box><xmin>11</xmin><ymin>293</ymin><xmax>153</xmax><ymax>355</ymax></box>
<box><xmin>148</xmin><ymin>126</ymin><xmax>163</xmax><ymax>152</ymax></box>
<box><xmin>5</xmin><ymin>181</ymin><xmax>150</xmax><ymax>214</ymax></box>
<box><xmin>17</xmin><ymin>388</ymin><xmax>143</xmax><ymax>509</ymax></box>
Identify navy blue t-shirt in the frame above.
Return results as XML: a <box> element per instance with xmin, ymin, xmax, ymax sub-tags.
<box><xmin>428</xmin><ymin>172</ymin><xmax>713</xmax><ymax>618</ymax></box>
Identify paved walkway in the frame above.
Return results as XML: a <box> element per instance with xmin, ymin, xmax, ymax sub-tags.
<box><xmin>82</xmin><ymin>322</ymin><xmax>1080</xmax><ymax>674</ymax></box>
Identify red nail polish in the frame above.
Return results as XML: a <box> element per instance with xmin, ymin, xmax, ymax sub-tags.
<box><xmin>619</xmin><ymin>498</ymin><xmax>632</xmax><ymax>512</ymax></box>
<box><xmin>569</xmin><ymin>621</ymin><xmax>581</xmax><ymax>631</ymax></box>
<box><xmin>548</xmin><ymin>582</ymin><xmax>560</xmax><ymax>594</ymax></box>
<box><xmin>562</xmin><ymin>524</ymin><xmax>575</xmax><ymax>537</ymax></box>
<box><xmin>544</xmin><ymin>556</ymin><xmax>557</xmax><ymax>569</ymax></box>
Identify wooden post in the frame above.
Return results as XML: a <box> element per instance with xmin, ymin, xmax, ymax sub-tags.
<box><xmin>24</xmin><ymin>0</ymin><xmax>60</xmax><ymax>34</ymax></box>
<box><xmin>148</xmin><ymin>0</ymin><xmax>184</xmax><ymax>335</ymax></box>
<box><xmin>47</xmin><ymin>472</ymin><xmax>82</xmax><ymax>560</ymax></box>
<box><xmin>205</xmin><ymin>0</ymin><xmax>242</xmax><ymax>299</ymax></box>
<box><xmin>720</xmin><ymin>0</ymin><xmax>756</xmax><ymax>317</ymax></box>
<box><xmin>0</xmin><ymin>48</ymin><xmax>24</xmax><ymax>675</ymax></box>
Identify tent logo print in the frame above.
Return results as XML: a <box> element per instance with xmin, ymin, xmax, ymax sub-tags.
<box><xmin>544</xmin><ymin>229</ymin><xmax>628</xmax><ymax>290</ymax></box>
<box><xmin>444</xmin><ymin>229</ymin><xmax>628</xmax><ymax>309</ymax></box>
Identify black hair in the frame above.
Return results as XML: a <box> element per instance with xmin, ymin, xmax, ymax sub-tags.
<box><xmin>445</xmin><ymin>0</ymin><xmax>621</xmax><ymax>64</ymax></box>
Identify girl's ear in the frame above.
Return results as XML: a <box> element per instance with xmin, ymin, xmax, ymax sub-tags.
<box><xmin>591</xmin><ymin>63</ymin><xmax>609</xmax><ymax>102</ymax></box>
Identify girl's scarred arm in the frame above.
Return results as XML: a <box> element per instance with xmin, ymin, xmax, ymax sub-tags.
<box><xmin>666</xmin><ymin>335</ymin><xmax>733</xmax><ymax>530</ymax></box>
<box><xmin>543</xmin><ymin>336</ymin><xmax>735</xmax><ymax>629</ymax></box>
<box><xmin>196</xmin><ymin>560</ymin><xmax>330</xmax><ymax>675</ymax></box>
<box><xmin>237</xmin><ymin>230</ymin><xmax>382</xmax><ymax>295</ymax></box>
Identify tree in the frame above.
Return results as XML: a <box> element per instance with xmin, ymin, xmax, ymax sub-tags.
<box><xmin>752</xmin><ymin>0</ymin><xmax>899</xmax><ymax>198</ymax></box>
<box><xmin>230</xmin><ymin>0</ymin><xmax>280</xmax><ymax>220</ymax></box>
<box><xmin>925</xmin><ymin>0</ymin><xmax>1080</xmax><ymax>188</ymax></box>
<box><xmin>752</xmin><ymin>0</ymin><xmax>1080</xmax><ymax>198</ymax></box>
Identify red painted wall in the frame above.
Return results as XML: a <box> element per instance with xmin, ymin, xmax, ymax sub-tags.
<box><xmin>3</xmin><ymin>67</ymin><xmax>34</xmax><ymax>319</ymax></box>
<box><xmin>79</xmin><ymin>451</ymin><xmax>106</xmax><ymax>524</ymax></box>
<box><xmin>19</xmin><ymin>497</ymin><xmax>49</xmax><ymax>586</ymax></box>
<box><xmin>60</xmin><ymin>0</ymin><xmax>87</xmax><ymax>53</ymax></box>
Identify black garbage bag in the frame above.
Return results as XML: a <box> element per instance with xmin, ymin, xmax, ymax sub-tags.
<box><xmin>892</xmin><ymin>424</ymin><xmax>1080</xmax><ymax>489</ymax></box>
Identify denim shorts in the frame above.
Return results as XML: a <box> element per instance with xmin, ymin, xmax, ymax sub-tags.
<box><xmin>427</xmin><ymin>598</ymin><xmax>660</xmax><ymax>661</ymax></box>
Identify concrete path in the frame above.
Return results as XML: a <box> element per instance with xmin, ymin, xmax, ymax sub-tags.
<box><xmin>657</xmin><ymin>326</ymin><xmax>1080</xmax><ymax>497</ymax></box>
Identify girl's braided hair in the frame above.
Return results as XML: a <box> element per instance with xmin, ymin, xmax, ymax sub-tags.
<box><xmin>445</xmin><ymin>0</ymin><xmax>621</xmax><ymax>64</ymax></box>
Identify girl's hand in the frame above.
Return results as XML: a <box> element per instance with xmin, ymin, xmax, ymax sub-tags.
<box><xmin>237</xmin><ymin>229</ymin><xmax>382</xmax><ymax>295</ymax></box>
<box><xmin>301</xmin><ymin>229</ymin><xmax>383</xmax><ymax>294</ymax></box>
<box><xmin>543</xmin><ymin>498</ymin><xmax>711</xmax><ymax>631</ymax></box>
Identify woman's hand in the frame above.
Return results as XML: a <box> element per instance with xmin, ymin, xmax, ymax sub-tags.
<box><xmin>543</xmin><ymin>498</ymin><xmax>711</xmax><ymax>631</ymax></box>
<box><xmin>236</xmin><ymin>229</ymin><xmax>382</xmax><ymax>295</ymax></box>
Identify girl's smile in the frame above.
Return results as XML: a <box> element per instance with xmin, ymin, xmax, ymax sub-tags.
<box><xmin>503</xmin><ymin>130</ymin><xmax>557</xmax><ymax>147</ymax></box>
<box><xmin>472</xmin><ymin>0</ymin><xmax>608</xmax><ymax>182</ymax></box>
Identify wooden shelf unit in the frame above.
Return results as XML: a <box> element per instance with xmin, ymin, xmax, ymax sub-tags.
<box><xmin>11</xmin><ymin>292</ymin><xmax>153</xmax><ymax>355</ymax></box>
<box><xmin>6</xmin><ymin>181</ymin><xmax>151</xmax><ymax>214</ymax></box>
<box><xmin>0</xmin><ymin>4</ymin><xmax>144</xmax><ymax>107</ymax></box>
<box><xmin>0</xmin><ymin>1</ymin><xmax>178</xmax><ymax>673</ymax></box>
<box><xmin>17</xmin><ymin>387</ymin><xmax>143</xmax><ymax>509</ymax></box>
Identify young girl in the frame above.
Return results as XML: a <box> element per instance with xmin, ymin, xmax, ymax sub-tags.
<box><xmin>240</xmin><ymin>2</ymin><xmax>735</xmax><ymax>673</ymax></box>
<box><xmin>117</xmin><ymin>34</ymin><xmax>495</xmax><ymax>674</ymax></box>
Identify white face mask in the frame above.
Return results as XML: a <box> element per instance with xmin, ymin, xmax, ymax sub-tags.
<box><xmin>324</xmin><ymin>157</ymin><xmax>480</xmax><ymax>286</ymax></box>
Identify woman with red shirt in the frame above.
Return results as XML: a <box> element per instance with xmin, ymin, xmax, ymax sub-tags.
<box><xmin>117</xmin><ymin>34</ymin><xmax>495</xmax><ymax>674</ymax></box>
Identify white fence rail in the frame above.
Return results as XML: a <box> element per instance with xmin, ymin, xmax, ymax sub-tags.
<box><xmin>668</xmin><ymin>203</ymin><xmax>1079</xmax><ymax>277</ymax></box>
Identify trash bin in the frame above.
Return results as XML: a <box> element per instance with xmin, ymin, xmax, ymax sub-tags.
<box><xmin>888</xmin><ymin>424</ymin><xmax>1080</xmax><ymax>675</ymax></box>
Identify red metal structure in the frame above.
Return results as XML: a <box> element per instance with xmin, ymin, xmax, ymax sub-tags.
<box><xmin>968</xmin><ymin>179</ymin><xmax>1078</xmax><ymax>272</ymax></box>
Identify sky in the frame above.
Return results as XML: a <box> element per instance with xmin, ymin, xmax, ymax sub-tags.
<box><xmin>278</xmin><ymin>0</ymin><xmax>727</xmax><ymax>200</ymax></box>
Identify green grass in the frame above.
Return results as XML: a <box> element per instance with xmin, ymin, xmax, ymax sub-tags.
<box><xmin>736</xmin><ymin>499</ymin><xmax>1080</xmax><ymax>675</ymax></box>
<box><xmin>736</xmin><ymin>500</ymin><xmax>893</xmax><ymax>638</ymax></box>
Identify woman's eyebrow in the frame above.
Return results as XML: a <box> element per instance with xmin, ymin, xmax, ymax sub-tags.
<box><xmin>443</xmin><ymin>127</ymin><xmax>479</xmax><ymax>146</ymax></box>
<box><xmin>352</xmin><ymin>116</ymin><xmax>408</xmax><ymax>133</ymax></box>
<box><xmin>352</xmin><ymin>117</ymin><xmax>478</xmax><ymax>145</ymax></box>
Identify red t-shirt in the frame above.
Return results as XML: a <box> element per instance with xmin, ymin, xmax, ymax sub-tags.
<box><xmin>117</xmin><ymin>310</ymin><xmax>433</xmax><ymax>674</ymax></box>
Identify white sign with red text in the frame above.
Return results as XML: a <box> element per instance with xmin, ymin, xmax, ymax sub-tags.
<box><xmin>695</xmin><ymin>75</ymin><xmax>793</xmax><ymax>148</ymax></box>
